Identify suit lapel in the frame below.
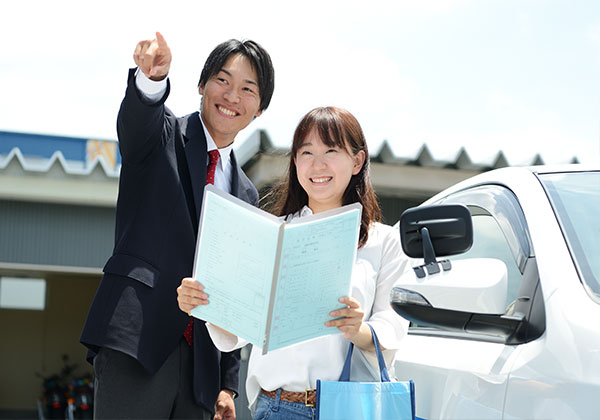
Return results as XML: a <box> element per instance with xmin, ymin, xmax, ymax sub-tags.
<box><xmin>181</xmin><ymin>112</ymin><xmax>208</xmax><ymax>222</ymax></box>
<box><xmin>230</xmin><ymin>151</ymin><xmax>253</xmax><ymax>203</ymax></box>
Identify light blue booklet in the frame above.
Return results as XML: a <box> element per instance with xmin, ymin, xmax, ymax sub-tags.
<box><xmin>190</xmin><ymin>185</ymin><xmax>362</xmax><ymax>354</ymax></box>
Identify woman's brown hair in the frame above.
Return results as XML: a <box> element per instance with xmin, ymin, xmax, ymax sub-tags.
<box><xmin>263</xmin><ymin>106</ymin><xmax>381</xmax><ymax>248</ymax></box>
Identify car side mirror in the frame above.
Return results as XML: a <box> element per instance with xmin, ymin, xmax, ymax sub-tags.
<box><xmin>392</xmin><ymin>204</ymin><xmax>523</xmax><ymax>343</ymax></box>
<box><xmin>400</xmin><ymin>204</ymin><xmax>473</xmax><ymax>278</ymax></box>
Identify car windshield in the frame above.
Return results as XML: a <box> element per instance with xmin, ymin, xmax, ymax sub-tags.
<box><xmin>538</xmin><ymin>171</ymin><xmax>600</xmax><ymax>300</ymax></box>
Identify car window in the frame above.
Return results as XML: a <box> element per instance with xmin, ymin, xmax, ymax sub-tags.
<box><xmin>538</xmin><ymin>171</ymin><xmax>600</xmax><ymax>301</ymax></box>
<box><xmin>448</xmin><ymin>210</ymin><xmax>521</xmax><ymax>310</ymax></box>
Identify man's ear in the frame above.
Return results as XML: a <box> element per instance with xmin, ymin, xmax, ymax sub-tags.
<box><xmin>198</xmin><ymin>84</ymin><xmax>205</xmax><ymax>95</ymax></box>
<box><xmin>352</xmin><ymin>150</ymin><xmax>366</xmax><ymax>175</ymax></box>
<box><xmin>254</xmin><ymin>109</ymin><xmax>263</xmax><ymax>119</ymax></box>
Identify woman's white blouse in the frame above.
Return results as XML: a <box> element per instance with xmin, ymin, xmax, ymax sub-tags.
<box><xmin>207</xmin><ymin>206</ymin><xmax>410</xmax><ymax>410</ymax></box>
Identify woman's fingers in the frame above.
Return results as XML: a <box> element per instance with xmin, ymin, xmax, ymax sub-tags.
<box><xmin>325</xmin><ymin>296</ymin><xmax>364</xmax><ymax>334</ymax></box>
<box><xmin>328</xmin><ymin>297</ymin><xmax>363</xmax><ymax>320</ymax></box>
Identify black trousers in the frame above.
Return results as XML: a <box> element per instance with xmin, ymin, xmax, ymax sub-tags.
<box><xmin>93</xmin><ymin>337</ymin><xmax>211</xmax><ymax>420</ymax></box>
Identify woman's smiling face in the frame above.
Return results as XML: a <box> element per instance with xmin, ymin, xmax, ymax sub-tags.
<box><xmin>294</xmin><ymin>129</ymin><xmax>365</xmax><ymax>214</ymax></box>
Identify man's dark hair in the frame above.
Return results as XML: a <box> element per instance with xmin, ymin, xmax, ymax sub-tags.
<box><xmin>198</xmin><ymin>39</ymin><xmax>275</xmax><ymax>112</ymax></box>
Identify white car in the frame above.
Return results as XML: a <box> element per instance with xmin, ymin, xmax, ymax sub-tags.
<box><xmin>390</xmin><ymin>164</ymin><xmax>599</xmax><ymax>420</ymax></box>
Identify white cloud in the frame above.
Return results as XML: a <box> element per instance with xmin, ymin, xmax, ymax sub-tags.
<box><xmin>415</xmin><ymin>89</ymin><xmax>598</xmax><ymax>165</ymax></box>
<box><xmin>587</xmin><ymin>22</ymin><xmax>600</xmax><ymax>46</ymax></box>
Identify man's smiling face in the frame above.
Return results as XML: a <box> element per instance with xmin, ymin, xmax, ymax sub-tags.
<box><xmin>199</xmin><ymin>53</ymin><xmax>262</xmax><ymax>148</ymax></box>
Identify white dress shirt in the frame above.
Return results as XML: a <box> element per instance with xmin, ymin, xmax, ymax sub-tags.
<box><xmin>207</xmin><ymin>206</ymin><xmax>410</xmax><ymax>410</ymax></box>
<box><xmin>134</xmin><ymin>69</ymin><xmax>233</xmax><ymax>193</ymax></box>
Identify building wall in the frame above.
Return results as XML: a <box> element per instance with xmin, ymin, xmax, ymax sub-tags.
<box><xmin>378</xmin><ymin>195</ymin><xmax>424</xmax><ymax>225</ymax></box>
<box><xmin>0</xmin><ymin>200</ymin><xmax>115</xmax><ymax>269</ymax></box>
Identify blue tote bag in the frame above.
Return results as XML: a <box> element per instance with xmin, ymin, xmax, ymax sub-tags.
<box><xmin>316</xmin><ymin>325</ymin><xmax>415</xmax><ymax>420</ymax></box>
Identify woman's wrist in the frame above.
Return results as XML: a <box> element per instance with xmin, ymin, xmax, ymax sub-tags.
<box><xmin>351</xmin><ymin>322</ymin><xmax>375</xmax><ymax>351</ymax></box>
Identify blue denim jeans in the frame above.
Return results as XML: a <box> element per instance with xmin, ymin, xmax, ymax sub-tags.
<box><xmin>253</xmin><ymin>390</ymin><xmax>316</xmax><ymax>420</ymax></box>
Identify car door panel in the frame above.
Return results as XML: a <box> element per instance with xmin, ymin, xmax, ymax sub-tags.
<box><xmin>395</xmin><ymin>334</ymin><xmax>518</xmax><ymax>419</ymax></box>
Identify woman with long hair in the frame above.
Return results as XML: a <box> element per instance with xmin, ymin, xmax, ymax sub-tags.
<box><xmin>178</xmin><ymin>106</ymin><xmax>409</xmax><ymax>420</ymax></box>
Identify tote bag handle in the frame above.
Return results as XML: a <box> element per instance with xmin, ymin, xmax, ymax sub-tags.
<box><xmin>338</xmin><ymin>323</ymin><xmax>390</xmax><ymax>382</ymax></box>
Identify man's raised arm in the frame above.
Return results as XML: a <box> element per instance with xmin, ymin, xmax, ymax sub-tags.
<box><xmin>117</xmin><ymin>32</ymin><xmax>173</xmax><ymax>163</ymax></box>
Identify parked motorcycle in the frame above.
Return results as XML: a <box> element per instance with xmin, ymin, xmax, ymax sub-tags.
<box><xmin>69</xmin><ymin>375</ymin><xmax>93</xmax><ymax>420</ymax></box>
<box><xmin>37</xmin><ymin>354</ymin><xmax>94</xmax><ymax>420</ymax></box>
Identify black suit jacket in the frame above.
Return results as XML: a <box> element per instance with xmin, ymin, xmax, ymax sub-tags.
<box><xmin>80</xmin><ymin>68</ymin><xmax>258</xmax><ymax>412</ymax></box>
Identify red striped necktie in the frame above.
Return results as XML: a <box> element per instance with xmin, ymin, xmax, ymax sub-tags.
<box><xmin>184</xmin><ymin>149</ymin><xmax>220</xmax><ymax>346</ymax></box>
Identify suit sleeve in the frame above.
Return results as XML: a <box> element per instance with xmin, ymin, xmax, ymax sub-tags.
<box><xmin>116</xmin><ymin>68</ymin><xmax>172</xmax><ymax>164</ymax></box>
<box><xmin>219</xmin><ymin>348</ymin><xmax>242</xmax><ymax>395</ymax></box>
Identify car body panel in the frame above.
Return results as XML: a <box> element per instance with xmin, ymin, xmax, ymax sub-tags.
<box><xmin>395</xmin><ymin>334</ymin><xmax>518</xmax><ymax>419</ymax></box>
<box><xmin>392</xmin><ymin>165</ymin><xmax>600</xmax><ymax>419</ymax></box>
<box><xmin>503</xmin><ymin>283</ymin><xmax>600</xmax><ymax>419</ymax></box>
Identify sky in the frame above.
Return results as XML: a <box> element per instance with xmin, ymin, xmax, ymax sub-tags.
<box><xmin>1</xmin><ymin>0</ymin><xmax>599</xmax><ymax>166</ymax></box>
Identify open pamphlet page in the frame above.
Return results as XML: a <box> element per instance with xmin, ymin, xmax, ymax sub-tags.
<box><xmin>190</xmin><ymin>185</ymin><xmax>362</xmax><ymax>354</ymax></box>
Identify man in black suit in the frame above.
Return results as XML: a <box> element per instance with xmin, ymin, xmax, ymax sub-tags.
<box><xmin>80</xmin><ymin>32</ymin><xmax>274</xmax><ymax>420</ymax></box>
